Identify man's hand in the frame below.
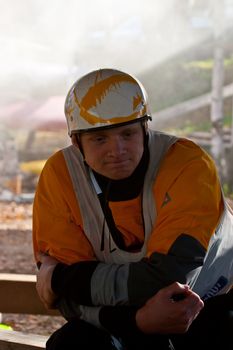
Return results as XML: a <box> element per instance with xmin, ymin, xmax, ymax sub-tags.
<box><xmin>36</xmin><ymin>253</ymin><xmax>59</xmax><ymax>309</ymax></box>
<box><xmin>136</xmin><ymin>282</ymin><xmax>204</xmax><ymax>334</ymax></box>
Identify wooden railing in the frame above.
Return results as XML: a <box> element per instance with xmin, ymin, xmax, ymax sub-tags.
<box><xmin>0</xmin><ymin>273</ymin><xmax>59</xmax><ymax>350</ymax></box>
<box><xmin>186</xmin><ymin>129</ymin><xmax>232</xmax><ymax>149</ymax></box>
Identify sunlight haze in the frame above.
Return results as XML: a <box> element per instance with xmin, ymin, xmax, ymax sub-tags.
<box><xmin>1</xmin><ymin>0</ymin><xmax>224</xmax><ymax>103</ymax></box>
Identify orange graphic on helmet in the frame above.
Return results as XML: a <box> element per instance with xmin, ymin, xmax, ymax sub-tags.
<box><xmin>67</xmin><ymin>73</ymin><xmax>146</xmax><ymax>126</ymax></box>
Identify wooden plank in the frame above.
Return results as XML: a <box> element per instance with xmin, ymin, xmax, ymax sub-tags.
<box><xmin>0</xmin><ymin>274</ymin><xmax>59</xmax><ymax>316</ymax></box>
<box><xmin>151</xmin><ymin>82</ymin><xmax>233</xmax><ymax>128</ymax></box>
<box><xmin>187</xmin><ymin>129</ymin><xmax>231</xmax><ymax>138</ymax></box>
<box><xmin>187</xmin><ymin>129</ymin><xmax>232</xmax><ymax>148</ymax></box>
<box><xmin>0</xmin><ymin>329</ymin><xmax>47</xmax><ymax>350</ymax></box>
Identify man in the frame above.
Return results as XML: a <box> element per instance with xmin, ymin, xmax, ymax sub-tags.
<box><xmin>33</xmin><ymin>68</ymin><xmax>233</xmax><ymax>349</ymax></box>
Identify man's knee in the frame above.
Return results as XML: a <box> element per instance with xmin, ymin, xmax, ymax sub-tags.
<box><xmin>46</xmin><ymin>320</ymin><xmax>113</xmax><ymax>350</ymax></box>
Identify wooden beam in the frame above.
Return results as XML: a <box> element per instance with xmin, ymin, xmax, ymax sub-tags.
<box><xmin>0</xmin><ymin>274</ymin><xmax>59</xmax><ymax>316</ymax></box>
<box><xmin>187</xmin><ymin>129</ymin><xmax>232</xmax><ymax>148</ymax></box>
<box><xmin>151</xmin><ymin>83</ymin><xmax>233</xmax><ymax>128</ymax></box>
<box><xmin>0</xmin><ymin>329</ymin><xmax>47</xmax><ymax>350</ymax></box>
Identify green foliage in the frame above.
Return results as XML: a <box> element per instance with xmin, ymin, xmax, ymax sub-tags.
<box><xmin>184</xmin><ymin>56</ymin><xmax>233</xmax><ymax>70</ymax></box>
<box><xmin>184</xmin><ymin>59</ymin><xmax>213</xmax><ymax>70</ymax></box>
<box><xmin>224</xmin><ymin>114</ymin><xmax>233</xmax><ymax>127</ymax></box>
<box><xmin>166</xmin><ymin>115</ymin><xmax>231</xmax><ymax>135</ymax></box>
<box><xmin>140</xmin><ymin>35</ymin><xmax>233</xmax><ymax>114</ymax></box>
<box><xmin>223</xmin><ymin>183</ymin><xmax>233</xmax><ymax>199</ymax></box>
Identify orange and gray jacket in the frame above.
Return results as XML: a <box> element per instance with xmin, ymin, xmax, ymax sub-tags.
<box><xmin>33</xmin><ymin>130</ymin><xmax>233</xmax><ymax>327</ymax></box>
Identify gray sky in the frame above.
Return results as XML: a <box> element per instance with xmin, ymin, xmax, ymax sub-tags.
<box><xmin>0</xmin><ymin>0</ymin><xmax>231</xmax><ymax>103</ymax></box>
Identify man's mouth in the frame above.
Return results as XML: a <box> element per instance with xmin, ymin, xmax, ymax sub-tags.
<box><xmin>106</xmin><ymin>159</ymin><xmax>130</xmax><ymax>166</ymax></box>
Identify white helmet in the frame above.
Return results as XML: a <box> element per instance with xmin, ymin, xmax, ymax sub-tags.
<box><xmin>64</xmin><ymin>68</ymin><xmax>151</xmax><ymax>135</ymax></box>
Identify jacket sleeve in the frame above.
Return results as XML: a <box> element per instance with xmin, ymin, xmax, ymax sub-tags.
<box><xmin>33</xmin><ymin>150</ymin><xmax>96</xmax><ymax>265</ymax></box>
<box><xmin>50</xmin><ymin>147</ymin><xmax>223</xmax><ymax>307</ymax></box>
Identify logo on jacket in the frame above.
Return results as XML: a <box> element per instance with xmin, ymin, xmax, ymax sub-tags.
<box><xmin>162</xmin><ymin>192</ymin><xmax>171</xmax><ymax>207</ymax></box>
<box><xmin>201</xmin><ymin>276</ymin><xmax>228</xmax><ymax>301</ymax></box>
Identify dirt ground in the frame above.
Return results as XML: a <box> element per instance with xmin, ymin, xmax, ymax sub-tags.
<box><xmin>0</xmin><ymin>201</ymin><xmax>66</xmax><ymax>337</ymax></box>
<box><xmin>0</xmin><ymin>198</ymin><xmax>233</xmax><ymax>337</ymax></box>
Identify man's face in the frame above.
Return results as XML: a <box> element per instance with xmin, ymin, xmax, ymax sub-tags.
<box><xmin>79</xmin><ymin>122</ymin><xmax>144</xmax><ymax>180</ymax></box>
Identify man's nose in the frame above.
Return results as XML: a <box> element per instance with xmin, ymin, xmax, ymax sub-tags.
<box><xmin>108</xmin><ymin>137</ymin><xmax>126</xmax><ymax>156</ymax></box>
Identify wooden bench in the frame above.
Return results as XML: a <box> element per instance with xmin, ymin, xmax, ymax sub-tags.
<box><xmin>0</xmin><ymin>273</ymin><xmax>60</xmax><ymax>350</ymax></box>
<box><xmin>0</xmin><ymin>329</ymin><xmax>47</xmax><ymax>350</ymax></box>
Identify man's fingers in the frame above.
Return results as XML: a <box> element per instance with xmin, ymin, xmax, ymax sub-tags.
<box><xmin>165</xmin><ymin>282</ymin><xmax>190</xmax><ymax>298</ymax></box>
<box><xmin>35</xmin><ymin>254</ymin><xmax>59</xmax><ymax>310</ymax></box>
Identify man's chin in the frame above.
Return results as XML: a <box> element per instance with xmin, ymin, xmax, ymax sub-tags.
<box><xmin>106</xmin><ymin>170</ymin><xmax>134</xmax><ymax>181</ymax></box>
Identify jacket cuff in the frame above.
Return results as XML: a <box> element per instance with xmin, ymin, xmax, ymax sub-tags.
<box><xmin>51</xmin><ymin>261</ymin><xmax>99</xmax><ymax>305</ymax></box>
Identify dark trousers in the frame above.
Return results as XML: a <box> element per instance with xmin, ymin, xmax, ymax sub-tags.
<box><xmin>172</xmin><ymin>290</ymin><xmax>233</xmax><ymax>350</ymax></box>
<box><xmin>46</xmin><ymin>320</ymin><xmax>171</xmax><ymax>350</ymax></box>
<box><xmin>46</xmin><ymin>291</ymin><xmax>233</xmax><ymax>350</ymax></box>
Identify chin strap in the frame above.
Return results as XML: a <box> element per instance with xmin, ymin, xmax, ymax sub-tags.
<box><xmin>89</xmin><ymin>169</ymin><xmax>126</xmax><ymax>252</ymax></box>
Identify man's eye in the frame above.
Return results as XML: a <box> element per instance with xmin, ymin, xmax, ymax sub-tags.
<box><xmin>94</xmin><ymin>137</ymin><xmax>105</xmax><ymax>143</ymax></box>
<box><xmin>123</xmin><ymin>132</ymin><xmax>133</xmax><ymax>138</ymax></box>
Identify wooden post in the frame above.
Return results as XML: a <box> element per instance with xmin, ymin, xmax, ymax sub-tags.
<box><xmin>231</xmin><ymin>95</ymin><xmax>233</xmax><ymax>147</ymax></box>
<box><xmin>210</xmin><ymin>0</ymin><xmax>228</xmax><ymax>181</ymax></box>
